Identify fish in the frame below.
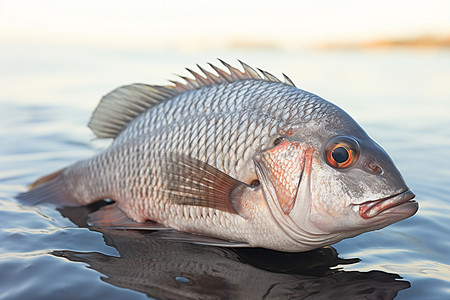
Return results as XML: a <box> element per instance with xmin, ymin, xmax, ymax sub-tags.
<box><xmin>17</xmin><ymin>59</ymin><xmax>418</xmax><ymax>252</ymax></box>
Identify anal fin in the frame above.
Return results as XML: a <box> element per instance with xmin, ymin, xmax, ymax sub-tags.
<box><xmin>87</xmin><ymin>204</ymin><xmax>170</xmax><ymax>230</ymax></box>
<box><xmin>87</xmin><ymin>204</ymin><xmax>251</xmax><ymax>247</ymax></box>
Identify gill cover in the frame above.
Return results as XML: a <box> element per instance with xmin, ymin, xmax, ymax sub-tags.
<box><xmin>253</xmin><ymin>139</ymin><xmax>322</xmax><ymax>246</ymax></box>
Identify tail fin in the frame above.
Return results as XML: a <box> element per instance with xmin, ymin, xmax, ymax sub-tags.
<box><xmin>16</xmin><ymin>168</ymin><xmax>80</xmax><ymax>207</ymax></box>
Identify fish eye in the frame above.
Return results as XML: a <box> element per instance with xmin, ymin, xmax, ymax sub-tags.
<box><xmin>325</xmin><ymin>136</ymin><xmax>359</xmax><ymax>169</ymax></box>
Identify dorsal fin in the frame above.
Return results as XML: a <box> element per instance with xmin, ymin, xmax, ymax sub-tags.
<box><xmin>88</xmin><ymin>60</ymin><xmax>296</xmax><ymax>139</ymax></box>
<box><xmin>88</xmin><ymin>84</ymin><xmax>178</xmax><ymax>139</ymax></box>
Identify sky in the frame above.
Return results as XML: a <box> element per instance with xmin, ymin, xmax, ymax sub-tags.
<box><xmin>1</xmin><ymin>0</ymin><xmax>450</xmax><ymax>50</ymax></box>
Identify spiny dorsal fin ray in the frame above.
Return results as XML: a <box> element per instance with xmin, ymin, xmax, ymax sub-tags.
<box><xmin>283</xmin><ymin>73</ymin><xmax>295</xmax><ymax>86</ymax></box>
<box><xmin>258</xmin><ymin>68</ymin><xmax>281</xmax><ymax>82</ymax></box>
<box><xmin>196</xmin><ymin>64</ymin><xmax>222</xmax><ymax>84</ymax></box>
<box><xmin>208</xmin><ymin>63</ymin><xmax>234</xmax><ymax>82</ymax></box>
<box><xmin>218</xmin><ymin>59</ymin><xmax>247</xmax><ymax>80</ymax></box>
<box><xmin>88</xmin><ymin>60</ymin><xmax>296</xmax><ymax>139</ymax></box>
<box><xmin>239</xmin><ymin>60</ymin><xmax>262</xmax><ymax>79</ymax></box>
<box><xmin>186</xmin><ymin>68</ymin><xmax>210</xmax><ymax>86</ymax></box>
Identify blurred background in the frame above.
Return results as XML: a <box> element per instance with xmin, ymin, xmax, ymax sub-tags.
<box><xmin>1</xmin><ymin>1</ymin><xmax>450</xmax><ymax>299</ymax></box>
<box><xmin>2</xmin><ymin>0</ymin><xmax>450</xmax><ymax>49</ymax></box>
<box><xmin>1</xmin><ymin>0</ymin><xmax>450</xmax><ymax>109</ymax></box>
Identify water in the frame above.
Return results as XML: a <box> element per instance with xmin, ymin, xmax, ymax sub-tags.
<box><xmin>1</xmin><ymin>43</ymin><xmax>449</xmax><ymax>299</ymax></box>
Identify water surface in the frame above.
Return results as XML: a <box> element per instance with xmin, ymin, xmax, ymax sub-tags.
<box><xmin>1</xmin><ymin>44</ymin><xmax>449</xmax><ymax>299</ymax></box>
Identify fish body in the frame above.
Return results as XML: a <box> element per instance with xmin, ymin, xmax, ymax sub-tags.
<box><xmin>18</xmin><ymin>60</ymin><xmax>418</xmax><ymax>252</ymax></box>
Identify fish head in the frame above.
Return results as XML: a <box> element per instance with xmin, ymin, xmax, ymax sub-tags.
<box><xmin>254</xmin><ymin>99</ymin><xmax>418</xmax><ymax>249</ymax></box>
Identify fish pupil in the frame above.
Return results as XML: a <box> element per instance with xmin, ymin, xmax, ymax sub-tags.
<box><xmin>332</xmin><ymin>147</ymin><xmax>349</xmax><ymax>163</ymax></box>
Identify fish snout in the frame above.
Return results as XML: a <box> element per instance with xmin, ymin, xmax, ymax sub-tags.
<box><xmin>358</xmin><ymin>189</ymin><xmax>417</xmax><ymax>219</ymax></box>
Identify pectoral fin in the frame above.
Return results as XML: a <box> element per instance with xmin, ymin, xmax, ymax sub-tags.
<box><xmin>163</xmin><ymin>153</ymin><xmax>251</xmax><ymax>217</ymax></box>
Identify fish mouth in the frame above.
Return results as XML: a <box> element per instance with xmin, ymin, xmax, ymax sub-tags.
<box><xmin>359</xmin><ymin>190</ymin><xmax>417</xmax><ymax>219</ymax></box>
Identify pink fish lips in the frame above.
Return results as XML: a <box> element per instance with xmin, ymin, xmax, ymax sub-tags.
<box><xmin>359</xmin><ymin>190</ymin><xmax>417</xmax><ymax>219</ymax></box>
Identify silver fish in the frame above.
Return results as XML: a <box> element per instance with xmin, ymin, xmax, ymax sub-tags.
<box><xmin>17</xmin><ymin>60</ymin><xmax>418</xmax><ymax>252</ymax></box>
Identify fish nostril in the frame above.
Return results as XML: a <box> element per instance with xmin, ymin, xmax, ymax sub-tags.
<box><xmin>366</xmin><ymin>160</ymin><xmax>384</xmax><ymax>175</ymax></box>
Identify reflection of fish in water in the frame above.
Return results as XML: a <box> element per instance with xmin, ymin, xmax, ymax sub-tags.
<box><xmin>18</xmin><ymin>60</ymin><xmax>418</xmax><ymax>252</ymax></box>
<box><xmin>51</xmin><ymin>205</ymin><xmax>410</xmax><ymax>300</ymax></box>
<box><xmin>53</xmin><ymin>205</ymin><xmax>410</xmax><ymax>300</ymax></box>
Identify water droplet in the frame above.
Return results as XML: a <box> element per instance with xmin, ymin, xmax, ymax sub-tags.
<box><xmin>175</xmin><ymin>276</ymin><xmax>190</xmax><ymax>283</ymax></box>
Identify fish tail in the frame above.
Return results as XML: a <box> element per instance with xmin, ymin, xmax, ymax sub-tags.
<box><xmin>16</xmin><ymin>168</ymin><xmax>80</xmax><ymax>207</ymax></box>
